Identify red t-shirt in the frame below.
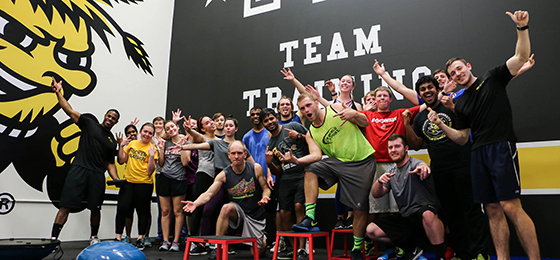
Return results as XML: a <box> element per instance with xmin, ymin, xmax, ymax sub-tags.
<box><xmin>360</xmin><ymin>106</ymin><xmax>420</xmax><ymax>162</ymax></box>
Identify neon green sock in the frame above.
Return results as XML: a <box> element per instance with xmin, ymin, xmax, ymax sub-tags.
<box><xmin>353</xmin><ymin>236</ymin><xmax>364</xmax><ymax>251</ymax></box>
<box><xmin>305</xmin><ymin>203</ymin><xmax>316</xmax><ymax>220</ymax></box>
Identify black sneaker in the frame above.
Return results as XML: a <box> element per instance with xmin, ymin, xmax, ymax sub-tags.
<box><xmin>292</xmin><ymin>216</ymin><xmax>319</xmax><ymax>232</ymax></box>
<box><xmin>297</xmin><ymin>249</ymin><xmax>309</xmax><ymax>260</ymax></box>
<box><xmin>135</xmin><ymin>238</ymin><xmax>145</xmax><ymax>251</ymax></box>
<box><xmin>190</xmin><ymin>242</ymin><xmax>208</xmax><ymax>256</ymax></box>
<box><xmin>278</xmin><ymin>249</ymin><xmax>294</xmax><ymax>260</ymax></box>
<box><xmin>351</xmin><ymin>249</ymin><xmax>362</xmax><ymax>260</ymax></box>
<box><xmin>208</xmin><ymin>248</ymin><xmax>218</xmax><ymax>260</ymax></box>
<box><xmin>402</xmin><ymin>247</ymin><xmax>423</xmax><ymax>260</ymax></box>
<box><xmin>344</xmin><ymin>217</ymin><xmax>353</xmax><ymax>229</ymax></box>
<box><xmin>334</xmin><ymin>218</ymin><xmax>345</xmax><ymax>229</ymax></box>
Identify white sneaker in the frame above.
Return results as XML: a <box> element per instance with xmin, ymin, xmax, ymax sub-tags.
<box><xmin>89</xmin><ymin>236</ymin><xmax>100</xmax><ymax>245</ymax></box>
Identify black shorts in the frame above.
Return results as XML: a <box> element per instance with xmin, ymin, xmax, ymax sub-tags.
<box><xmin>59</xmin><ymin>165</ymin><xmax>105</xmax><ymax>210</ymax></box>
<box><xmin>278</xmin><ymin>174</ymin><xmax>305</xmax><ymax>211</ymax></box>
<box><xmin>471</xmin><ymin>141</ymin><xmax>521</xmax><ymax>203</ymax></box>
<box><xmin>156</xmin><ymin>174</ymin><xmax>188</xmax><ymax>197</ymax></box>
<box><xmin>374</xmin><ymin>205</ymin><xmax>439</xmax><ymax>246</ymax></box>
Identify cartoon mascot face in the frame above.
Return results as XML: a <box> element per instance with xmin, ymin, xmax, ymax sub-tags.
<box><xmin>0</xmin><ymin>0</ymin><xmax>152</xmax><ymax>210</ymax></box>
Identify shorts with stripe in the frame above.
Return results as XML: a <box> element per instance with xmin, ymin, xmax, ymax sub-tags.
<box><xmin>471</xmin><ymin>141</ymin><xmax>521</xmax><ymax>203</ymax></box>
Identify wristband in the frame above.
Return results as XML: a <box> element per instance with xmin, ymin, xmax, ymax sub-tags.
<box><xmin>516</xmin><ymin>25</ymin><xmax>528</xmax><ymax>31</ymax></box>
<box><xmin>378</xmin><ymin>179</ymin><xmax>383</xmax><ymax>185</ymax></box>
<box><xmin>331</xmin><ymin>92</ymin><xmax>338</xmax><ymax>97</ymax></box>
<box><xmin>297</xmin><ymin>133</ymin><xmax>302</xmax><ymax>139</ymax></box>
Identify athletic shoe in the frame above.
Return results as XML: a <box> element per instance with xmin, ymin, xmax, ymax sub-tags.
<box><xmin>293</xmin><ymin>216</ymin><xmax>319</xmax><ymax>232</ymax></box>
<box><xmin>377</xmin><ymin>248</ymin><xmax>396</xmax><ymax>260</ymax></box>
<box><xmin>136</xmin><ymin>238</ymin><xmax>145</xmax><ymax>251</ymax></box>
<box><xmin>396</xmin><ymin>247</ymin><xmax>404</xmax><ymax>258</ymax></box>
<box><xmin>445</xmin><ymin>247</ymin><xmax>455</xmax><ymax>260</ymax></box>
<box><xmin>278</xmin><ymin>249</ymin><xmax>294</xmax><ymax>260</ymax></box>
<box><xmin>208</xmin><ymin>248</ymin><xmax>217</xmax><ymax>260</ymax></box>
<box><xmin>334</xmin><ymin>218</ymin><xmax>345</xmax><ymax>229</ymax></box>
<box><xmin>170</xmin><ymin>241</ymin><xmax>180</xmax><ymax>252</ymax></box>
<box><xmin>89</xmin><ymin>236</ymin><xmax>100</xmax><ymax>245</ymax></box>
<box><xmin>344</xmin><ymin>217</ymin><xmax>353</xmax><ymax>229</ymax></box>
<box><xmin>365</xmin><ymin>239</ymin><xmax>376</xmax><ymax>256</ymax></box>
<box><xmin>418</xmin><ymin>256</ymin><xmax>428</xmax><ymax>260</ymax></box>
<box><xmin>351</xmin><ymin>249</ymin><xmax>363</xmax><ymax>260</ymax></box>
<box><xmin>159</xmin><ymin>241</ymin><xmax>171</xmax><ymax>251</ymax></box>
<box><xmin>144</xmin><ymin>236</ymin><xmax>152</xmax><ymax>248</ymax></box>
<box><xmin>305</xmin><ymin>239</ymin><xmax>315</xmax><ymax>254</ymax></box>
<box><xmin>475</xmin><ymin>253</ymin><xmax>490</xmax><ymax>260</ymax></box>
<box><xmin>401</xmin><ymin>247</ymin><xmax>423</xmax><ymax>260</ymax></box>
<box><xmin>122</xmin><ymin>236</ymin><xmax>131</xmax><ymax>244</ymax></box>
<box><xmin>228</xmin><ymin>248</ymin><xmax>237</xmax><ymax>255</ymax></box>
<box><xmin>297</xmin><ymin>249</ymin><xmax>309</xmax><ymax>260</ymax></box>
<box><xmin>271</xmin><ymin>239</ymin><xmax>287</xmax><ymax>253</ymax></box>
<box><xmin>190</xmin><ymin>242</ymin><xmax>208</xmax><ymax>255</ymax></box>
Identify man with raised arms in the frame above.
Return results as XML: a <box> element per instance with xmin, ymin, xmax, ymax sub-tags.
<box><xmin>182</xmin><ymin>141</ymin><xmax>271</xmax><ymax>258</ymax></box>
<box><xmin>428</xmin><ymin>10</ymin><xmax>539</xmax><ymax>260</ymax></box>
<box><xmin>293</xmin><ymin>92</ymin><xmax>376</xmax><ymax>260</ymax></box>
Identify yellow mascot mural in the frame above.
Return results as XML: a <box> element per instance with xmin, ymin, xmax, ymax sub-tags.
<box><xmin>0</xmin><ymin>0</ymin><xmax>152</xmax><ymax>210</ymax></box>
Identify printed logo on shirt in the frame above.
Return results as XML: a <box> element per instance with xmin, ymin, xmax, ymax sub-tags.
<box><xmin>129</xmin><ymin>148</ymin><xmax>148</xmax><ymax>162</ymax></box>
<box><xmin>228</xmin><ymin>177</ymin><xmax>256</xmax><ymax>199</ymax></box>
<box><xmin>475</xmin><ymin>80</ymin><xmax>485</xmax><ymax>90</ymax></box>
<box><xmin>322</xmin><ymin>126</ymin><xmax>340</xmax><ymax>144</ymax></box>
<box><xmin>422</xmin><ymin>112</ymin><xmax>452</xmax><ymax>141</ymax></box>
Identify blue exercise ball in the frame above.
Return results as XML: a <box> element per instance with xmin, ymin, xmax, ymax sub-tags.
<box><xmin>77</xmin><ymin>241</ymin><xmax>146</xmax><ymax>260</ymax></box>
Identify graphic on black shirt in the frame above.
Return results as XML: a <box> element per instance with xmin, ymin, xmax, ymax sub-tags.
<box><xmin>422</xmin><ymin>113</ymin><xmax>452</xmax><ymax>141</ymax></box>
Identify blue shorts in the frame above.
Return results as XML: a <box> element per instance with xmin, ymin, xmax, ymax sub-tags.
<box><xmin>471</xmin><ymin>141</ymin><xmax>521</xmax><ymax>203</ymax></box>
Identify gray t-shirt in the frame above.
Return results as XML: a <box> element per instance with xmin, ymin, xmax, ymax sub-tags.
<box><xmin>161</xmin><ymin>140</ymin><xmax>186</xmax><ymax>181</ymax></box>
<box><xmin>384</xmin><ymin>157</ymin><xmax>440</xmax><ymax>217</ymax></box>
<box><xmin>208</xmin><ymin>139</ymin><xmax>251</xmax><ymax>170</ymax></box>
<box><xmin>267</xmin><ymin>122</ymin><xmax>309</xmax><ymax>180</ymax></box>
<box><xmin>197</xmin><ymin>137</ymin><xmax>216</xmax><ymax>178</ymax></box>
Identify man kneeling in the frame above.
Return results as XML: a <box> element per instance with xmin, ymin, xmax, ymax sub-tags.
<box><xmin>367</xmin><ymin>134</ymin><xmax>445</xmax><ymax>260</ymax></box>
<box><xmin>182</xmin><ymin>141</ymin><xmax>271</xmax><ymax>257</ymax></box>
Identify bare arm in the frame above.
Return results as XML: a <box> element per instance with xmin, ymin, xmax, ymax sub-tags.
<box><xmin>373</xmin><ymin>60</ymin><xmax>419</xmax><ymax>105</ymax></box>
<box><xmin>427</xmin><ymin>108</ymin><xmax>470</xmax><ymax>145</ymax></box>
<box><xmin>181</xmin><ymin>150</ymin><xmax>191</xmax><ymax>167</ymax></box>
<box><xmin>182</xmin><ymin>116</ymin><xmax>206</xmax><ymax>143</ymax></box>
<box><xmin>147</xmin><ymin>145</ymin><xmax>157</xmax><ymax>176</ymax></box>
<box><xmin>281</xmin><ymin>133</ymin><xmax>322</xmax><ymax>165</ymax></box>
<box><xmin>51</xmin><ymin>77</ymin><xmax>81</xmax><ymax>123</ymax></box>
<box><xmin>118</xmin><ymin>139</ymin><xmax>130</xmax><ymax>164</ymax></box>
<box><xmin>333</xmin><ymin>103</ymin><xmax>369</xmax><ymax>127</ymax></box>
<box><xmin>255</xmin><ymin>163</ymin><xmax>271</xmax><ymax>205</ymax></box>
<box><xmin>403</xmin><ymin>110</ymin><xmax>423</xmax><ymax>150</ymax></box>
<box><xmin>505</xmin><ymin>10</ymin><xmax>531</xmax><ymax>76</ymax></box>
<box><xmin>181</xmin><ymin>142</ymin><xmax>211</xmax><ymax>151</ymax></box>
<box><xmin>106</xmin><ymin>162</ymin><xmax>119</xmax><ymax>180</ymax></box>
<box><xmin>372</xmin><ymin>172</ymin><xmax>393</xmax><ymax>198</ymax></box>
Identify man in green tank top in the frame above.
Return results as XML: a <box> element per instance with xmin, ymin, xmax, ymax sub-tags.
<box><xmin>292</xmin><ymin>93</ymin><xmax>376</xmax><ymax>260</ymax></box>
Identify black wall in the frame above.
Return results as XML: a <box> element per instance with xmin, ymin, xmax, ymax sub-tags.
<box><xmin>167</xmin><ymin>0</ymin><xmax>560</xmax><ymax>257</ymax></box>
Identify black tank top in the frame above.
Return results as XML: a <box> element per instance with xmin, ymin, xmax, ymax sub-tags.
<box><xmin>224</xmin><ymin>161</ymin><xmax>265</xmax><ymax>220</ymax></box>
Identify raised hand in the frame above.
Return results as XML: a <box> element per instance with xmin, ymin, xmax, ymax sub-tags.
<box><xmin>325</xmin><ymin>80</ymin><xmax>336</xmax><ymax>94</ymax></box>
<box><xmin>172</xmin><ymin>109</ymin><xmax>182</xmax><ymax>123</ymax></box>
<box><xmin>410</xmin><ymin>163</ymin><xmax>431</xmax><ymax>180</ymax></box>
<box><xmin>280</xmin><ymin>68</ymin><xmax>295</xmax><ymax>81</ymax></box>
<box><xmin>402</xmin><ymin>110</ymin><xmax>412</xmax><ymax>125</ymax></box>
<box><xmin>157</xmin><ymin>138</ymin><xmax>165</xmax><ymax>151</ymax></box>
<box><xmin>363</xmin><ymin>100</ymin><xmax>377</xmax><ymax>112</ymax></box>
<box><xmin>180</xmin><ymin>134</ymin><xmax>190</xmax><ymax>145</ymax></box>
<box><xmin>441</xmin><ymin>95</ymin><xmax>455</xmax><ymax>111</ymax></box>
<box><xmin>304</xmin><ymin>84</ymin><xmax>321</xmax><ymax>100</ymax></box>
<box><xmin>284</xmin><ymin>128</ymin><xmax>300</xmax><ymax>140</ymax></box>
<box><xmin>50</xmin><ymin>77</ymin><xmax>62</xmax><ymax>93</ymax></box>
<box><xmin>182</xmin><ymin>115</ymin><xmax>192</xmax><ymax>132</ymax></box>
<box><xmin>333</xmin><ymin>102</ymin><xmax>355</xmax><ymax>126</ymax></box>
<box><xmin>116</xmin><ymin>132</ymin><xmax>123</xmax><ymax>144</ymax></box>
<box><xmin>427</xmin><ymin>107</ymin><xmax>442</xmax><ymax>126</ymax></box>
<box><xmin>280</xmin><ymin>149</ymin><xmax>298</xmax><ymax>165</ymax></box>
<box><xmin>121</xmin><ymin>136</ymin><xmax>131</xmax><ymax>147</ymax></box>
<box><xmin>148</xmin><ymin>144</ymin><xmax>157</xmax><ymax>157</ymax></box>
<box><xmin>130</xmin><ymin>117</ymin><xmax>139</xmax><ymax>126</ymax></box>
<box><xmin>372</xmin><ymin>59</ymin><xmax>387</xmax><ymax>76</ymax></box>
<box><xmin>442</xmin><ymin>78</ymin><xmax>456</xmax><ymax>94</ymax></box>
<box><xmin>378</xmin><ymin>172</ymin><xmax>395</xmax><ymax>184</ymax></box>
<box><xmin>506</xmin><ymin>10</ymin><xmax>529</xmax><ymax>27</ymax></box>
<box><xmin>265</xmin><ymin>146</ymin><xmax>274</xmax><ymax>166</ymax></box>
<box><xmin>169</xmin><ymin>143</ymin><xmax>182</xmax><ymax>153</ymax></box>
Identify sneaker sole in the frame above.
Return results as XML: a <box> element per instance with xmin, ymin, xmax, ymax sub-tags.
<box><xmin>292</xmin><ymin>225</ymin><xmax>319</xmax><ymax>232</ymax></box>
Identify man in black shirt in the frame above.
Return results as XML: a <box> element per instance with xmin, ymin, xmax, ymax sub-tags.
<box><xmin>428</xmin><ymin>10</ymin><xmax>539</xmax><ymax>260</ymax></box>
<box><xmin>405</xmin><ymin>76</ymin><xmax>490</xmax><ymax>260</ymax></box>
<box><xmin>49</xmin><ymin>77</ymin><xmax>120</xmax><ymax>244</ymax></box>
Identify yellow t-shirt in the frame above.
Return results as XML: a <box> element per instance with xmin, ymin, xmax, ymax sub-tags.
<box><xmin>124</xmin><ymin>140</ymin><xmax>159</xmax><ymax>184</ymax></box>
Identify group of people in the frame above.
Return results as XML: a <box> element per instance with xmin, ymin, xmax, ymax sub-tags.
<box><xmin>49</xmin><ymin>9</ymin><xmax>539</xmax><ymax>260</ymax></box>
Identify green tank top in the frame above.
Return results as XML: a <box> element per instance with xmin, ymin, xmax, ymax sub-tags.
<box><xmin>310</xmin><ymin>106</ymin><xmax>375</xmax><ymax>162</ymax></box>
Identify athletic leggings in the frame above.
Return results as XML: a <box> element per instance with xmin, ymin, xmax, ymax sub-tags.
<box><xmin>115</xmin><ymin>182</ymin><xmax>153</xmax><ymax>235</ymax></box>
<box><xmin>189</xmin><ymin>172</ymin><xmax>214</xmax><ymax>236</ymax></box>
